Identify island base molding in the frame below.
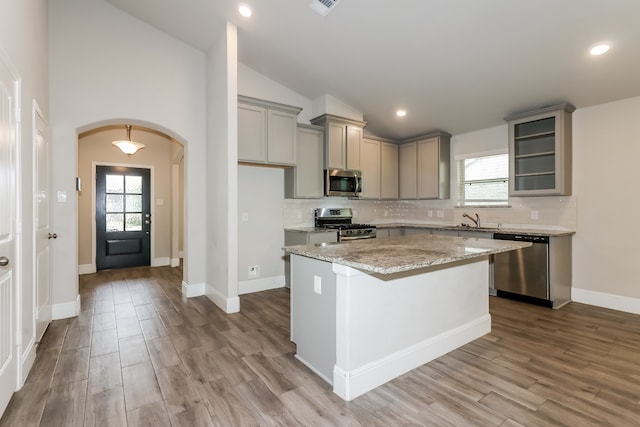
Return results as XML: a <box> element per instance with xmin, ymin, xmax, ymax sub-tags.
<box><xmin>290</xmin><ymin>254</ymin><xmax>492</xmax><ymax>402</ymax></box>
<box><xmin>332</xmin><ymin>314</ymin><xmax>490</xmax><ymax>401</ymax></box>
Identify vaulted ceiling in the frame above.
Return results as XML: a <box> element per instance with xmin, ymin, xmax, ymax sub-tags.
<box><xmin>105</xmin><ymin>0</ymin><xmax>640</xmax><ymax>139</ymax></box>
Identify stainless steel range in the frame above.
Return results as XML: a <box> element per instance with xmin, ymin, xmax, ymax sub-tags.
<box><xmin>314</xmin><ymin>208</ymin><xmax>376</xmax><ymax>241</ymax></box>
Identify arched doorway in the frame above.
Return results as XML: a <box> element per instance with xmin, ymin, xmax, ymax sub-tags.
<box><xmin>76</xmin><ymin>122</ymin><xmax>185</xmax><ymax>279</ymax></box>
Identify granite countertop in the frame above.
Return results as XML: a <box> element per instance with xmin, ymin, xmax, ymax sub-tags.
<box><xmin>284</xmin><ymin>234</ymin><xmax>531</xmax><ymax>275</ymax></box>
<box><xmin>374</xmin><ymin>223</ymin><xmax>575</xmax><ymax>237</ymax></box>
<box><xmin>284</xmin><ymin>224</ymin><xmax>574</xmax><ymax>237</ymax></box>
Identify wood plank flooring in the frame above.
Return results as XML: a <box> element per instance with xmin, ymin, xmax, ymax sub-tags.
<box><xmin>2</xmin><ymin>265</ymin><xmax>640</xmax><ymax>426</ymax></box>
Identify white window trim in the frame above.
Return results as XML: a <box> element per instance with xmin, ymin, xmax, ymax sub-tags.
<box><xmin>455</xmin><ymin>150</ymin><xmax>509</xmax><ymax>208</ymax></box>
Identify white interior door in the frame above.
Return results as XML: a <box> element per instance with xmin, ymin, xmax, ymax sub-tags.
<box><xmin>0</xmin><ymin>54</ymin><xmax>18</xmax><ymax>416</ymax></box>
<box><xmin>34</xmin><ymin>104</ymin><xmax>51</xmax><ymax>342</ymax></box>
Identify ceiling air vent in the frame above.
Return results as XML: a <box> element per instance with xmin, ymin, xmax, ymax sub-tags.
<box><xmin>310</xmin><ymin>0</ymin><xmax>342</xmax><ymax>16</ymax></box>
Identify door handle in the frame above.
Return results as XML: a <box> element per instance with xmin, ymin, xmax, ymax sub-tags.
<box><xmin>0</xmin><ymin>256</ymin><xmax>9</xmax><ymax>267</ymax></box>
<box><xmin>48</xmin><ymin>233</ymin><xmax>58</xmax><ymax>239</ymax></box>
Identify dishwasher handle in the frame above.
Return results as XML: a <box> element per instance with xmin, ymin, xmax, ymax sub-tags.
<box><xmin>493</xmin><ymin>233</ymin><xmax>549</xmax><ymax>244</ymax></box>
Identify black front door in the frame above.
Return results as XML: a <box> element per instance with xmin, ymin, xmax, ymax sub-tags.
<box><xmin>96</xmin><ymin>166</ymin><xmax>151</xmax><ymax>270</ymax></box>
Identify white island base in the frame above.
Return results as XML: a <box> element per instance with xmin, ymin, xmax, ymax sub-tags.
<box><xmin>290</xmin><ymin>253</ymin><xmax>490</xmax><ymax>401</ymax></box>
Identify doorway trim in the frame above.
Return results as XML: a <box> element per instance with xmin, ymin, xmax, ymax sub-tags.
<box><xmin>82</xmin><ymin>161</ymin><xmax>156</xmax><ymax>274</ymax></box>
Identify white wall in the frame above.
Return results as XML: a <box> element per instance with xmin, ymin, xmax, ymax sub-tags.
<box><xmin>49</xmin><ymin>0</ymin><xmax>207</xmax><ymax>314</ymax></box>
<box><xmin>0</xmin><ymin>0</ymin><xmax>49</xmax><ymax>389</ymax></box>
<box><xmin>205</xmin><ymin>22</ymin><xmax>240</xmax><ymax>312</ymax></box>
<box><xmin>572</xmin><ymin>96</ymin><xmax>640</xmax><ymax>312</ymax></box>
<box><xmin>238</xmin><ymin>63</ymin><xmax>314</xmax><ymax>124</ymax></box>
<box><xmin>237</xmin><ymin>166</ymin><xmax>286</xmax><ymax>294</ymax></box>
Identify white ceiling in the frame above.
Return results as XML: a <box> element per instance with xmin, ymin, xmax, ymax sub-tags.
<box><xmin>105</xmin><ymin>0</ymin><xmax>640</xmax><ymax>139</ymax></box>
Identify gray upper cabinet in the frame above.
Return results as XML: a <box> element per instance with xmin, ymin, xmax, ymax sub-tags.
<box><xmin>380</xmin><ymin>142</ymin><xmax>399</xmax><ymax>199</ymax></box>
<box><xmin>399</xmin><ymin>131</ymin><xmax>451</xmax><ymax>199</ymax></box>
<box><xmin>310</xmin><ymin>114</ymin><xmax>366</xmax><ymax>170</ymax></box>
<box><xmin>360</xmin><ymin>137</ymin><xmax>399</xmax><ymax>200</ymax></box>
<box><xmin>506</xmin><ymin>103</ymin><xmax>575</xmax><ymax>196</ymax></box>
<box><xmin>285</xmin><ymin>124</ymin><xmax>325</xmax><ymax>199</ymax></box>
<box><xmin>360</xmin><ymin>138</ymin><xmax>380</xmax><ymax>199</ymax></box>
<box><xmin>238</xmin><ymin>95</ymin><xmax>302</xmax><ymax>166</ymax></box>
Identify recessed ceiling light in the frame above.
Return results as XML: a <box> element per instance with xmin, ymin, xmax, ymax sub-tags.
<box><xmin>590</xmin><ymin>42</ymin><xmax>611</xmax><ymax>56</ymax></box>
<box><xmin>396</xmin><ymin>110</ymin><xmax>407</xmax><ymax>117</ymax></box>
<box><xmin>239</xmin><ymin>5</ymin><xmax>252</xmax><ymax>17</ymax></box>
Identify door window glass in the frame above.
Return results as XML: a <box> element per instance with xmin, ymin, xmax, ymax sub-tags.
<box><xmin>106</xmin><ymin>175</ymin><xmax>124</xmax><ymax>193</ymax></box>
<box><xmin>126</xmin><ymin>175</ymin><xmax>142</xmax><ymax>194</ymax></box>
<box><xmin>104</xmin><ymin>174</ymin><xmax>144</xmax><ymax>232</ymax></box>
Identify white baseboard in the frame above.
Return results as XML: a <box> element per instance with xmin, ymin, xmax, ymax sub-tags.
<box><xmin>19</xmin><ymin>337</ymin><xmax>37</xmax><ymax>388</ymax></box>
<box><xmin>78</xmin><ymin>264</ymin><xmax>96</xmax><ymax>275</ymax></box>
<box><xmin>182</xmin><ymin>280</ymin><xmax>205</xmax><ymax>298</ymax></box>
<box><xmin>152</xmin><ymin>257</ymin><xmax>170</xmax><ymax>267</ymax></box>
<box><xmin>170</xmin><ymin>258</ymin><xmax>180</xmax><ymax>267</ymax></box>
<box><xmin>206</xmin><ymin>284</ymin><xmax>240</xmax><ymax>314</ymax></box>
<box><xmin>52</xmin><ymin>294</ymin><xmax>81</xmax><ymax>320</ymax></box>
<box><xmin>238</xmin><ymin>276</ymin><xmax>285</xmax><ymax>295</ymax></box>
<box><xmin>571</xmin><ymin>288</ymin><xmax>640</xmax><ymax>315</ymax></box>
<box><xmin>332</xmin><ymin>314</ymin><xmax>491</xmax><ymax>401</ymax></box>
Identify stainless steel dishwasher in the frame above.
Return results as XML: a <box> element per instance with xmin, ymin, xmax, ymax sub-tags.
<box><xmin>493</xmin><ymin>232</ymin><xmax>572</xmax><ymax>308</ymax></box>
<box><xmin>493</xmin><ymin>233</ymin><xmax>553</xmax><ymax>307</ymax></box>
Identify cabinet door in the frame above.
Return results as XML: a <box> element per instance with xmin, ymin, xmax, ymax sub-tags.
<box><xmin>291</xmin><ymin>126</ymin><xmax>324</xmax><ymax>198</ymax></box>
<box><xmin>346</xmin><ymin>125</ymin><xmax>362</xmax><ymax>170</ymax></box>
<box><xmin>238</xmin><ymin>103</ymin><xmax>267</xmax><ymax>162</ymax></box>
<box><xmin>326</xmin><ymin>122</ymin><xmax>346</xmax><ymax>169</ymax></box>
<box><xmin>417</xmin><ymin>137</ymin><xmax>439</xmax><ymax>199</ymax></box>
<box><xmin>267</xmin><ymin>110</ymin><xmax>297</xmax><ymax>165</ymax></box>
<box><xmin>381</xmin><ymin>142</ymin><xmax>399</xmax><ymax>199</ymax></box>
<box><xmin>509</xmin><ymin>109</ymin><xmax>571</xmax><ymax>196</ymax></box>
<box><xmin>399</xmin><ymin>142</ymin><xmax>417</xmax><ymax>199</ymax></box>
<box><xmin>360</xmin><ymin>138</ymin><xmax>380</xmax><ymax>199</ymax></box>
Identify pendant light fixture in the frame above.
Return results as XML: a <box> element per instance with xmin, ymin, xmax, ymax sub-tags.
<box><xmin>112</xmin><ymin>124</ymin><xmax>145</xmax><ymax>155</ymax></box>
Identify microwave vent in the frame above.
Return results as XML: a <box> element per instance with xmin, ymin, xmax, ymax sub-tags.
<box><xmin>310</xmin><ymin>0</ymin><xmax>342</xmax><ymax>16</ymax></box>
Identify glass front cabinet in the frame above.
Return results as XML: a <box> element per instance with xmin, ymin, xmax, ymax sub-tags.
<box><xmin>506</xmin><ymin>103</ymin><xmax>575</xmax><ymax>196</ymax></box>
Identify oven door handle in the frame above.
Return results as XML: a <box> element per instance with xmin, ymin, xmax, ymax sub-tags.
<box><xmin>340</xmin><ymin>234</ymin><xmax>376</xmax><ymax>242</ymax></box>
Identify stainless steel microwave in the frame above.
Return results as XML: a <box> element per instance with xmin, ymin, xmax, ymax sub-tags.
<box><xmin>324</xmin><ymin>169</ymin><xmax>362</xmax><ymax>197</ymax></box>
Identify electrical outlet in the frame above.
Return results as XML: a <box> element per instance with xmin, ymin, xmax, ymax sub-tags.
<box><xmin>314</xmin><ymin>275</ymin><xmax>322</xmax><ymax>294</ymax></box>
<box><xmin>427</xmin><ymin>210</ymin><xmax>433</xmax><ymax>218</ymax></box>
<box><xmin>436</xmin><ymin>210</ymin><xmax>444</xmax><ymax>218</ymax></box>
<box><xmin>242</xmin><ymin>212</ymin><xmax>249</xmax><ymax>222</ymax></box>
<box><xmin>531</xmin><ymin>210</ymin><xmax>539</xmax><ymax>220</ymax></box>
<box><xmin>248</xmin><ymin>265</ymin><xmax>260</xmax><ymax>278</ymax></box>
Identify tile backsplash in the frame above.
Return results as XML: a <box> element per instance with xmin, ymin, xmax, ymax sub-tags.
<box><xmin>283</xmin><ymin>196</ymin><xmax>577</xmax><ymax>231</ymax></box>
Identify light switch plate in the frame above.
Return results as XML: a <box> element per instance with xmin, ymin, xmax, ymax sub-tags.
<box><xmin>57</xmin><ymin>191</ymin><xmax>67</xmax><ymax>203</ymax></box>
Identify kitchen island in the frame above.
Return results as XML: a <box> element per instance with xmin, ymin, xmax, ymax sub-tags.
<box><xmin>285</xmin><ymin>234</ymin><xmax>530</xmax><ymax>401</ymax></box>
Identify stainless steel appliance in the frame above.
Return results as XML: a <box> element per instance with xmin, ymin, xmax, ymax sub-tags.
<box><xmin>314</xmin><ymin>208</ymin><xmax>376</xmax><ymax>241</ymax></box>
<box><xmin>324</xmin><ymin>169</ymin><xmax>362</xmax><ymax>197</ymax></box>
<box><xmin>493</xmin><ymin>233</ymin><xmax>571</xmax><ymax>309</ymax></box>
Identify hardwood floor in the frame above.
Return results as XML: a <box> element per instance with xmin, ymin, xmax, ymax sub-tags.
<box><xmin>2</xmin><ymin>265</ymin><xmax>640</xmax><ymax>426</ymax></box>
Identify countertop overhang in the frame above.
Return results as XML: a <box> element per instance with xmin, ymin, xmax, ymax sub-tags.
<box><xmin>284</xmin><ymin>234</ymin><xmax>531</xmax><ymax>275</ymax></box>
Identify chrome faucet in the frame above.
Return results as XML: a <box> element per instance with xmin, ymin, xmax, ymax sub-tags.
<box><xmin>462</xmin><ymin>212</ymin><xmax>480</xmax><ymax>228</ymax></box>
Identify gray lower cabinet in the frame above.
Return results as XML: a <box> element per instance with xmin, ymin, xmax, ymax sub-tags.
<box><xmin>376</xmin><ymin>227</ymin><xmax>403</xmax><ymax>238</ymax></box>
<box><xmin>285</xmin><ymin>124</ymin><xmax>325</xmax><ymax>198</ymax></box>
<box><xmin>403</xmin><ymin>227</ymin><xmax>431</xmax><ymax>236</ymax></box>
<box><xmin>284</xmin><ymin>230</ymin><xmax>338</xmax><ymax>287</ymax></box>
<box><xmin>238</xmin><ymin>95</ymin><xmax>302</xmax><ymax>166</ymax></box>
